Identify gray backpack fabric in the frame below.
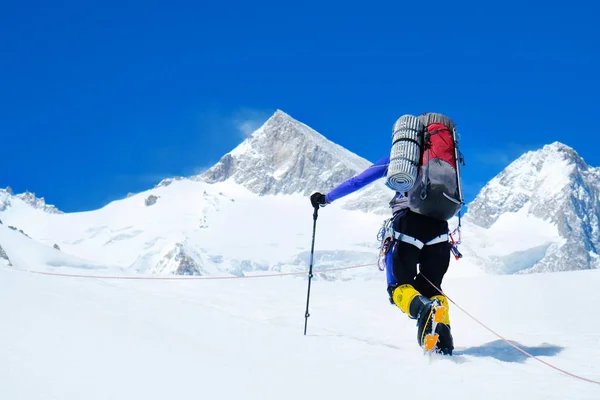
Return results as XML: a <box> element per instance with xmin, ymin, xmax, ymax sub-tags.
<box><xmin>387</xmin><ymin>113</ymin><xmax>464</xmax><ymax>221</ymax></box>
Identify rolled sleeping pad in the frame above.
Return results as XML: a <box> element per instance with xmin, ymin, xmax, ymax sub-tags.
<box><xmin>386</xmin><ymin>115</ymin><xmax>424</xmax><ymax>192</ymax></box>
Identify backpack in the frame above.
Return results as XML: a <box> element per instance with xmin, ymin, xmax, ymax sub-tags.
<box><xmin>386</xmin><ymin>112</ymin><xmax>464</xmax><ymax>221</ymax></box>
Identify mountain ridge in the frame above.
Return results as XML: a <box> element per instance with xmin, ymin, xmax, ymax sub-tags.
<box><xmin>0</xmin><ymin>187</ymin><xmax>63</xmax><ymax>215</ymax></box>
<box><xmin>466</xmin><ymin>141</ymin><xmax>600</xmax><ymax>272</ymax></box>
<box><xmin>195</xmin><ymin>110</ymin><xmax>392</xmax><ymax>214</ymax></box>
<box><xmin>2</xmin><ymin>111</ymin><xmax>599</xmax><ymax>275</ymax></box>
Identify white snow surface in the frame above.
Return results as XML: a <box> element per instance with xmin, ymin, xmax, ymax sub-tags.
<box><xmin>1</xmin><ymin>247</ymin><xmax>599</xmax><ymax>399</ymax></box>
<box><xmin>1</xmin><ymin>191</ymin><xmax>599</xmax><ymax>398</ymax></box>
<box><xmin>460</xmin><ymin>207</ymin><xmax>564</xmax><ymax>274</ymax></box>
<box><xmin>0</xmin><ymin>180</ymin><xmax>393</xmax><ymax>277</ymax></box>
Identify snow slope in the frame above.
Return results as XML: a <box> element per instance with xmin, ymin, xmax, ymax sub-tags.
<box><xmin>0</xmin><ymin>223</ymin><xmax>124</xmax><ymax>274</ymax></box>
<box><xmin>0</xmin><ymin>180</ymin><xmax>392</xmax><ymax>277</ymax></box>
<box><xmin>1</xmin><ymin>215</ymin><xmax>598</xmax><ymax>399</ymax></box>
<box><xmin>1</xmin><ymin>261</ymin><xmax>599</xmax><ymax>399</ymax></box>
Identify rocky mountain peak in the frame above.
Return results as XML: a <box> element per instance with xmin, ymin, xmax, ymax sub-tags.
<box><xmin>466</xmin><ymin>142</ymin><xmax>587</xmax><ymax>228</ymax></box>
<box><xmin>195</xmin><ymin>110</ymin><xmax>391</xmax><ymax>213</ymax></box>
<box><xmin>17</xmin><ymin>190</ymin><xmax>63</xmax><ymax>215</ymax></box>
<box><xmin>0</xmin><ymin>188</ymin><xmax>62</xmax><ymax>214</ymax></box>
<box><xmin>466</xmin><ymin>142</ymin><xmax>599</xmax><ymax>272</ymax></box>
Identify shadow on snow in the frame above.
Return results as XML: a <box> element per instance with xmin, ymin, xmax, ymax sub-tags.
<box><xmin>454</xmin><ymin>339</ymin><xmax>564</xmax><ymax>363</ymax></box>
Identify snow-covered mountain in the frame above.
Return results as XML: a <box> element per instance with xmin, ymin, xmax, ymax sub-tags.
<box><xmin>1</xmin><ymin>110</ymin><xmax>598</xmax><ymax>276</ymax></box>
<box><xmin>0</xmin><ymin>221</ymin><xmax>124</xmax><ymax>274</ymax></box>
<box><xmin>3</xmin><ymin>112</ymin><xmax>600</xmax><ymax>400</ymax></box>
<box><xmin>0</xmin><ymin>187</ymin><xmax>62</xmax><ymax>215</ymax></box>
<box><xmin>196</xmin><ymin>110</ymin><xmax>391</xmax><ymax>215</ymax></box>
<box><xmin>0</xmin><ymin>111</ymin><xmax>397</xmax><ymax>277</ymax></box>
<box><xmin>0</xmin><ymin>179</ymin><xmax>393</xmax><ymax>279</ymax></box>
<box><xmin>465</xmin><ymin>142</ymin><xmax>600</xmax><ymax>273</ymax></box>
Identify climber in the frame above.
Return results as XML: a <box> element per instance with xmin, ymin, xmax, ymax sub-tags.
<box><xmin>310</xmin><ymin>113</ymin><xmax>464</xmax><ymax>355</ymax></box>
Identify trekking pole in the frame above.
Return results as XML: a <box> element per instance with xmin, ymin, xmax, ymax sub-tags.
<box><xmin>304</xmin><ymin>205</ymin><xmax>319</xmax><ymax>335</ymax></box>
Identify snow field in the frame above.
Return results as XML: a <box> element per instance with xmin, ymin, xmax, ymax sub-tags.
<box><xmin>1</xmin><ymin>265</ymin><xmax>599</xmax><ymax>400</ymax></box>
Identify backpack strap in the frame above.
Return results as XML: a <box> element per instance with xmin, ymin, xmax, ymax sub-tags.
<box><xmin>419</xmin><ymin>126</ymin><xmax>450</xmax><ymax>201</ymax></box>
<box><xmin>443</xmin><ymin>192</ymin><xmax>462</xmax><ymax>204</ymax></box>
<box><xmin>420</xmin><ymin>130</ymin><xmax>431</xmax><ymax>200</ymax></box>
<box><xmin>452</xmin><ymin>126</ymin><xmax>466</xmax><ymax>205</ymax></box>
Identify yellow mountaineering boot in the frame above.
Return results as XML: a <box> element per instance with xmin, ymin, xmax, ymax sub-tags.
<box><xmin>430</xmin><ymin>295</ymin><xmax>454</xmax><ymax>355</ymax></box>
<box><xmin>392</xmin><ymin>284</ymin><xmax>420</xmax><ymax>317</ymax></box>
<box><xmin>392</xmin><ymin>285</ymin><xmax>446</xmax><ymax>352</ymax></box>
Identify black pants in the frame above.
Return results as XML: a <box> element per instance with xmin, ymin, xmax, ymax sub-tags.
<box><xmin>389</xmin><ymin>210</ymin><xmax>450</xmax><ymax>299</ymax></box>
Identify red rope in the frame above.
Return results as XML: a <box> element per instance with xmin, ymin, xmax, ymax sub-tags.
<box><xmin>7</xmin><ymin>263</ymin><xmax>375</xmax><ymax>281</ymax></box>
<box><xmin>422</xmin><ymin>275</ymin><xmax>600</xmax><ymax>386</ymax></box>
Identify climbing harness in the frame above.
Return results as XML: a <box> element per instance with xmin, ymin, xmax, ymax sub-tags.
<box><xmin>377</xmin><ymin>217</ymin><xmax>395</xmax><ymax>271</ymax></box>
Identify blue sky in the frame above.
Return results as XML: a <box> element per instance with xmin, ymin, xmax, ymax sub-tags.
<box><xmin>1</xmin><ymin>0</ymin><xmax>598</xmax><ymax>212</ymax></box>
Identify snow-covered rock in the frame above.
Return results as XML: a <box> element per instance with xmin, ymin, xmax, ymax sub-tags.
<box><xmin>145</xmin><ymin>195</ymin><xmax>160</xmax><ymax>206</ymax></box>
<box><xmin>153</xmin><ymin>243</ymin><xmax>206</xmax><ymax>276</ymax></box>
<box><xmin>465</xmin><ymin>142</ymin><xmax>600</xmax><ymax>273</ymax></box>
<box><xmin>0</xmin><ymin>188</ymin><xmax>62</xmax><ymax>214</ymax></box>
<box><xmin>155</xmin><ymin>176</ymin><xmax>184</xmax><ymax>188</ymax></box>
<box><xmin>0</xmin><ymin>244</ymin><xmax>11</xmax><ymax>266</ymax></box>
<box><xmin>16</xmin><ymin>190</ymin><xmax>63</xmax><ymax>214</ymax></box>
<box><xmin>196</xmin><ymin>110</ymin><xmax>392</xmax><ymax>214</ymax></box>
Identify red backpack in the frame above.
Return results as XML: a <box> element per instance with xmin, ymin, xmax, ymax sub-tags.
<box><xmin>386</xmin><ymin>112</ymin><xmax>465</xmax><ymax>220</ymax></box>
<box><xmin>406</xmin><ymin>112</ymin><xmax>464</xmax><ymax>220</ymax></box>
